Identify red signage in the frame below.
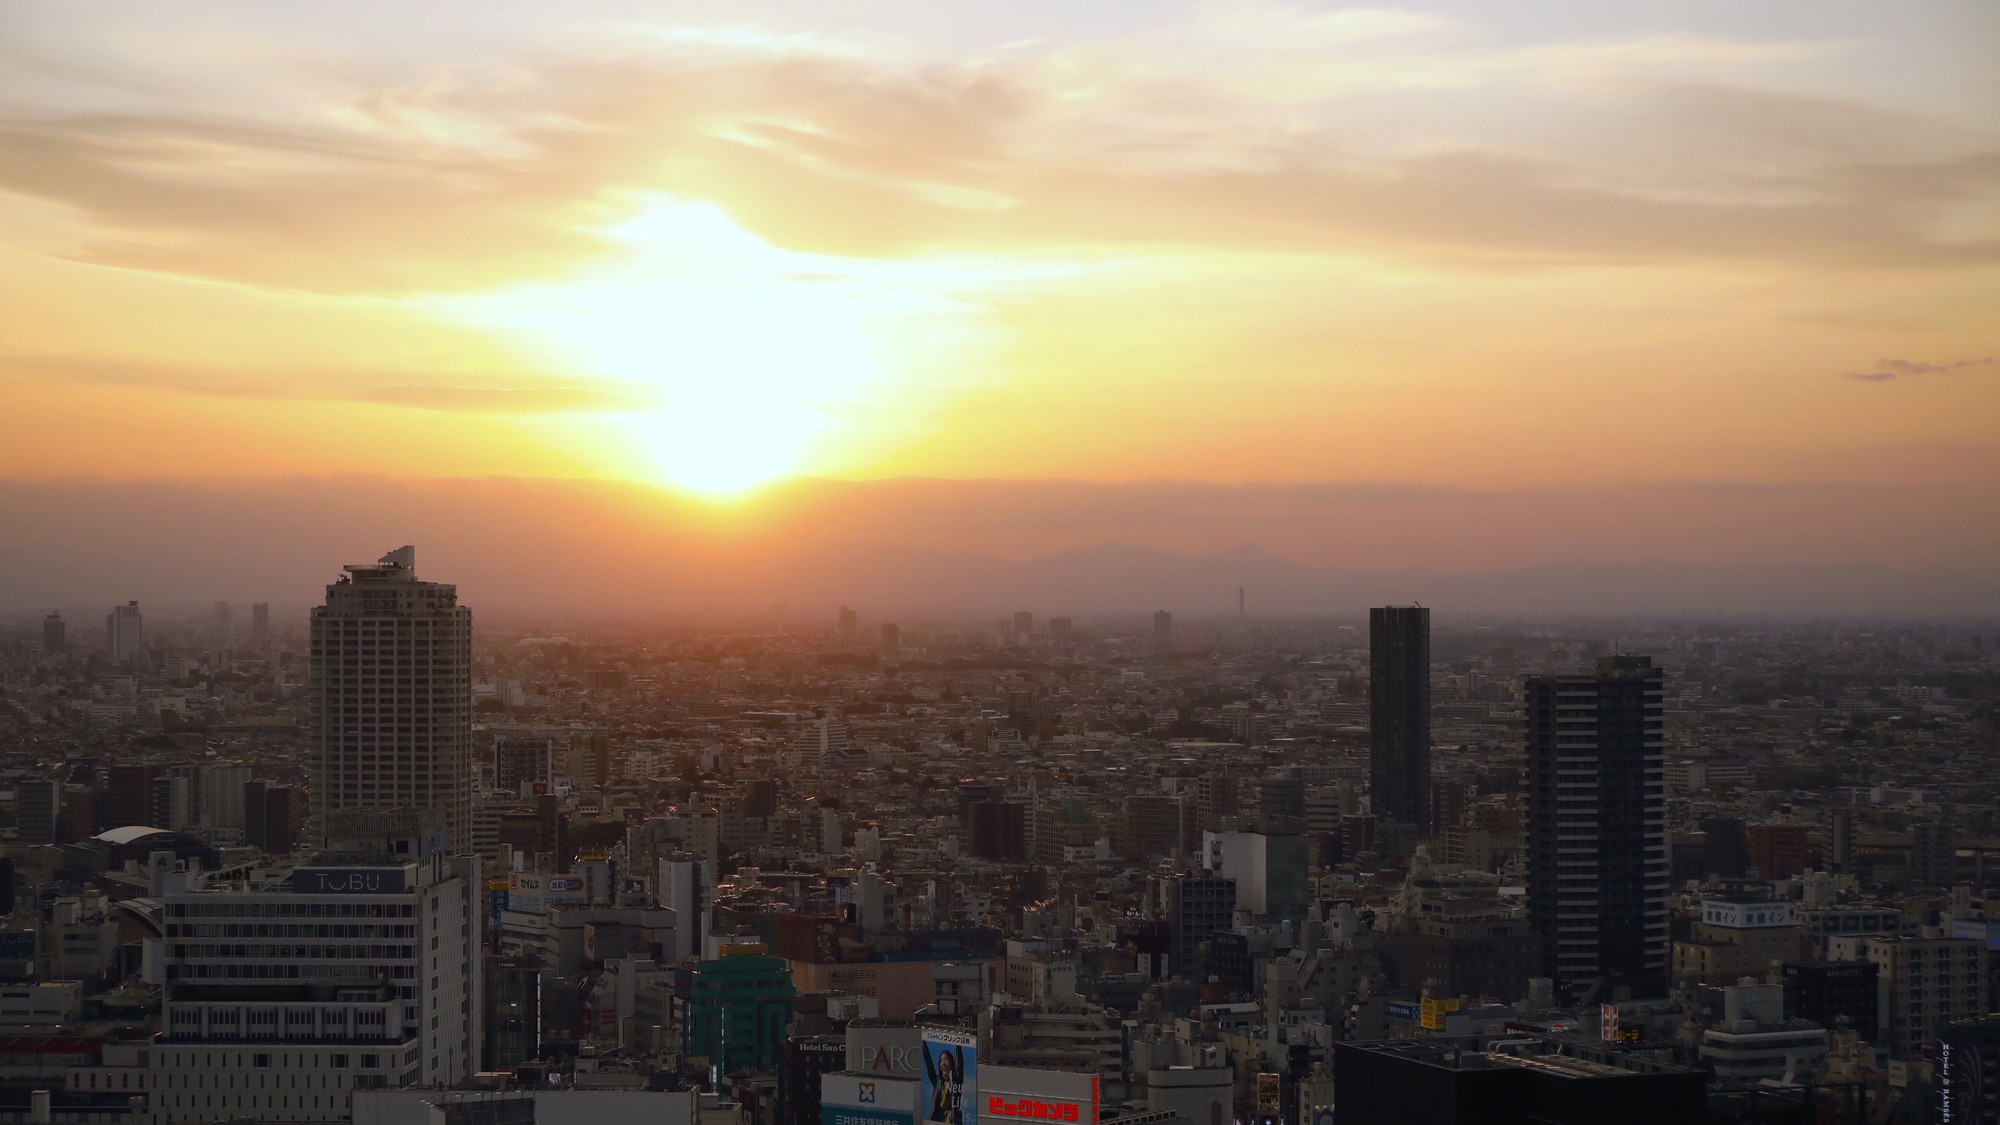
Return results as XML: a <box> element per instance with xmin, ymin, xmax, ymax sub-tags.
<box><xmin>988</xmin><ymin>1098</ymin><xmax>1081</xmax><ymax>1122</ymax></box>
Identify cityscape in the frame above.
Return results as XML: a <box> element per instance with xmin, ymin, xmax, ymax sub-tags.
<box><xmin>3</xmin><ymin>549</ymin><xmax>1999</xmax><ymax>1125</ymax></box>
<box><xmin>3</xmin><ymin>2</ymin><xmax>1998</xmax><ymax>1125</ymax></box>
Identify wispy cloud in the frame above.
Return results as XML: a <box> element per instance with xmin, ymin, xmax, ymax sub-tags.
<box><xmin>0</xmin><ymin>352</ymin><xmax>649</xmax><ymax>413</ymax></box>
<box><xmin>0</xmin><ymin>14</ymin><xmax>1993</xmax><ymax>296</ymax></box>
<box><xmin>1846</xmin><ymin>357</ymin><xmax>1995</xmax><ymax>382</ymax></box>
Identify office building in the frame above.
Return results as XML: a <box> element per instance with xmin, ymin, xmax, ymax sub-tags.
<box><xmin>1696</xmin><ymin>984</ymin><xmax>1828</xmax><ymax>1085</ymax></box>
<box><xmin>1153</xmin><ymin>874</ymin><xmax>1236</xmax><ymax>981</ymax></box>
<box><xmin>43</xmin><ymin>611</ymin><xmax>65</xmax><ymax>654</ymax></box>
<box><xmin>879</xmin><ymin>623</ymin><xmax>900</xmax><ymax>652</ymax></box>
<box><xmin>106</xmin><ymin>600</ymin><xmax>143</xmax><ymax>665</ymax></box>
<box><xmin>202</xmin><ymin>765</ymin><xmax>250</xmax><ymax>836</ymax></box>
<box><xmin>743</xmin><ymin>778</ymin><xmax>779</xmax><ymax>820</ymax></box>
<box><xmin>682</xmin><ymin>951</ymin><xmax>795</xmax><ymax>1073</ymax></box>
<box><xmin>16</xmin><ymin>778</ymin><xmax>61</xmax><ymax>845</ymax></box>
<box><xmin>1012</xmin><ymin>610</ymin><xmax>1034</xmax><ymax>638</ymax></box>
<box><xmin>1202</xmin><ymin>828</ymin><xmax>1309</xmax><ymax>917</ymax></box>
<box><xmin>1782</xmin><ymin>961</ymin><xmax>1878</xmax><ymax>1036</ymax></box>
<box><xmin>1671</xmin><ymin>898</ymin><xmax>1805</xmax><ymax>985</ymax></box>
<box><xmin>152</xmin><ymin>848</ymin><xmax>483</xmax><ymax>1120</ymax></box>
<box><xmin>1370</xmin><ymin>606</ymin><xmax>1431</xmax><ymax>834</ymax></box>
<box><xmin>1746</xmin><ymin>823</ymin><xmax>1809</xmax><ymax>879</ymax></box>
<box><xmin>1116</xmin><ymin>794</ymin><xmax>1197</xmax><ymax>861</ymax></box>
<box><xmin>1526</xmin><ymin>655</ymin><xmax>1670</xmax><ymax>994</ymax></box>
<box><xmin>1049</xmin><ymin>616</ymin><xmax>1074</xmax><ymax>643</ymax></box>
<box><xmin>244</xmin><ymin>780</ymin><xmax>301</xmax><ymax>854</ymax></box>
<box><xmin>311</xmin><ymin>546</ymin><xmax>473</xmax><ymax>853</ymax></box>
<box><xmin>102</xmin><ymin>764</ymin><xmax>159</xmax><ymax>829</ymax></box>
<box><xmin>1330</xmin><ymin>1038</ymin><xmax>1703</xmax><ymax>1125</ymax></box>
<box><xmin>1388</xmin><ymin>879</ymin><xmax>1540</xmax><ymax>1003</ymax></box>
<box><xmin>837</xmin><ymin>605</ymin><xmax>857</xmax><ymax>637</ymax></box>
<box><xmin>1699</xmin><ymin>817</ymin><xmax>1749</xmax><ymax>878</ymax></box>
<box><xmin>1856</xmin><ymin>935</ymin><xmax>1987</xmax><ymax>1057</ymax></box>
<box><xmin>1915</xmin><ymin>821</ymin><xmax>1959</xmax><ymax>886</ymax></box>
<box><xmin>250</xmin><ymin>602</ymin><xmax>271</xmax><ymax>650</ymax></box>
<box><xmin>1152</xmin><ymin>610</ymin><xmax>1172</xmax><ymax>640</ymax></box>
<box><xmin>1938</xmin><ymin>1017</ymin><xmax>2000</xmax><ymax>1125</ymax></box>
<box><xmin>969</xmin><ymin>800</ymin><xmax>1028</xmax><ymax>860</ymax></box>
<box><xmin>493</xmin><ymin>737</ymin><xmax>554</xmax><ymax>795</ymax></box>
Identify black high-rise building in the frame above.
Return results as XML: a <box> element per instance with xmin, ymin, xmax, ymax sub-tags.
<box><xmin>1526</xmin><ymin>655</ymin><xmax>1669</xmax><ymax>995</ymax></box>
<box><xmin>1938</xmin><ymin>1017</ymin><xmax>2000</xmax><ymax>1125</ymax></box>
<box><xmin>1370</xmin><ymin>606</ymin><xmax>1431</xmax><ymax>834</ymax></box>
<box><xmin>968</xmin><ymin>800</ymin><xmax>1027</xmax><ymax>859</ymax></box>
<box><xmin>43</xmin><ymin>612</ymin><xmax>65</xmax><ymax>654</ymax></box>
<box><xmin>743</xmin><ymin>778</ymin><xmax>779</xmax><ymax>820</ymax></box>
<box><xmin>1700</xmin><ymin>817</ymin><xmax>1749</xmax><ymax>878</ymax></box>
<box><xmin>1782</xmin><ymin>961</ymin><xmax>1878</xmax><ymax>1035</ymax></box>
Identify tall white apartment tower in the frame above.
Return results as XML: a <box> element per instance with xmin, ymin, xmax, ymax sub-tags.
<box><xmin>311</xmin><ymin>546</ymin><xmax>473</xmax><ymax>853</ymax></box>
<box><xmin>107</xmin><ymin>600</ymin><xmax>143</xmax><ymax>665</ymax></box>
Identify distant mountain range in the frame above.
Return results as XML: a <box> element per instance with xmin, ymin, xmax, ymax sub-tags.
<box><xmin>769</xmin><ymin>542</ymin><xmax>1999</xmax><ymax>619</ymax></box>
<box><xmin>1</xmin><ymin>475</ymin><xmax>1994</xmax><ymax>619</ymax></box>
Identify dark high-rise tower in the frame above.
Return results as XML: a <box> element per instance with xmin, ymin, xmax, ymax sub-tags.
<box><xmin>311</xmin><ymin>546</ymin><xmax>472</xmax><ymax>852</ymax></box>
<box><xmin>42</xmin><ymin>611</ymin><xmax>65</xmax><ymax>654</ymax></box>
<box><xmin>1369</xmin><ymin>605</ymin><xmax>1431</xmax><ymax>834</ymax></box>
<box><xmin>1526</xmin><ymin>655</ymin><xmax>1669</xmax><ymax>994</ymax></box>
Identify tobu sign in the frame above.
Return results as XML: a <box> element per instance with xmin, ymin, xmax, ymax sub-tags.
<box><xmin>292</xmin><ymin>867</ymin><xmax>408</xmax><ymax>894</ymax></box>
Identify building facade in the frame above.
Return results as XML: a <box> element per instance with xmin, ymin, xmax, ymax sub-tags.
<box><xmin>1369</xmin><ymin>606</ymin><xmax>1431</xmax><ymax>834</ymax></box>
<box><xmin>1525</xmin><ymin>655</ymin><xmax>1670</xmax><ymax>994</ymax></box>
<box><xmin>310</xmin><ymin>546</ymin><xmax>473</xmax><ymax>852</ymax></box>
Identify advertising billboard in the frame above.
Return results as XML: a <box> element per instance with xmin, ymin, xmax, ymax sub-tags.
<box><xmin>1419</xmin><ymin>996</ymin><xmax>1460</xmax><ymax>1030</ymax></box>
<box><xmin>1255</xmin><ymin>1073</ymin><xmax>1280</xmax><ymax>1117</ymax></box>
<box><xmin>976</xmin><ymin>1065</ymin><xmax>1099</xmax><ymax>1125</ymax></box>
<box><xmin>849</xmin><ymin>1025</ymin><xmax>925</xmax><ymax>1078</ymax></box>
<box><xmin>921</xmin><ymin>1027</ymin><xmax>978</xmax><ymax>1125</ymax></box>
<box><xmin>824</xmin><ymin>1072</ymin><xmax>920</xmax><ymax>1125</ymax></box>
<box><xmin>508</xmin><ymin>871</ymin><xmax>588</xmax><ymax>912</ymax></box>
<box><xmin>291</xmin><ymin>866</ymin><xmax>409</xmax><ymax>894</ymax></box>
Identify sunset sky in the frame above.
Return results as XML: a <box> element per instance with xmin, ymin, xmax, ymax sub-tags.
<box><xmin>3</xmin><ymin>1</ymin><xmax>1997</xmax><ymax>587</ymax></box>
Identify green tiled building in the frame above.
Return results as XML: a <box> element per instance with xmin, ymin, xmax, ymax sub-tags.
<box><xmin>682</xmin><ymin>951</ymin><xmax>796</xmax><ymax>1074</ymax></box>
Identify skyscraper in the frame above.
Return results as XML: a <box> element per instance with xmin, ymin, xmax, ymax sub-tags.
<box><xmin>1526</xmin><ymin>655</ymin><xmax>1670</xmax><ymax>994</ymax></box>
<box><xmin>42</xmin><ymin>611</ymin><xmax>65</xmax><ymax>654</ymax></box>
<box><xmin>837</xmin><ymin>604</ymin><xmax>857</xmax><ymax>637</ymax></box>
<box><xmin>311</xmin><ymin>545</ymin><xmax>473</xmax><ymax>852</ymax></box>
<box><xmin>249</xmin><ymin>601</ymin><xmax>271</xmax><ymax>650</ymax></box>
<box><xmin>1369</xmin><ymin>605</ymin><xmax>1431</xmax><ymax>834</ymax></box>
<box><xmin>105</xmin><ymin>600</ymin><xmax>142</xmax><ymax>665</ymax></box>
<box><xmin>214</xmin><ymin>599</ymin><xmax>233</xmax><ymax>642</ymax></box>
<box><xmin>1153</xmin><ymin>610</ymin><xmax>1173</xmax><ymax>640</ymax></box>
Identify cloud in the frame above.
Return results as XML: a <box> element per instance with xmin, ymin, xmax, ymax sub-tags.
<box><xmin>1846</xmin><ymin>357</ymin><xmax>1995</xmax><ymax>382</ymax></box>
<box><xmin>0</xmin><ymin>351</ymin><xmax>649</xmax><ymax>412</ymax></box>
<box><xmin>0</xmin><ymin>19</ymin><xmax>1995</xmax><ymax>295</ymax></box>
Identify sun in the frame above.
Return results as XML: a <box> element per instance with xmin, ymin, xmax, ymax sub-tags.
<box><xmin>422</xmin><ymin>200</ymin><xmax>882</xmax><ymax>495</ymax></box>
<box><xmin>420</xmin><ymin>195</ymin><xmax>1067</xmax><ymax>497</ymax></box>
<box><xmin>622</xmin><ymin>398</ymin><xmax>829</xmax><ymax>499</ymax></box>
